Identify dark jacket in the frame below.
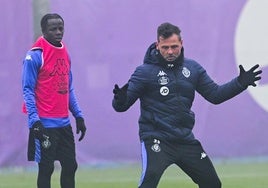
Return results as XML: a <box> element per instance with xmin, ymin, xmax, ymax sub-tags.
<box><xmin>113</xmin><ymin>43</ymin><xmax>246</xmax><ymax>143</ymax></box>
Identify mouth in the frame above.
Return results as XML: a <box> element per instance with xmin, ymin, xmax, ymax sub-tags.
<box><xmin>166</xmin><ymin>56</ymin><xmax>176</xmax><ymax>61</ymax></box>
<box><xmin>55</xmin><ymin>36</ymin><xmax>63</xmax><ymax>41</ymax></box>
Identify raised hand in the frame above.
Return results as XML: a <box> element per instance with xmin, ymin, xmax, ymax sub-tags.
<box><xmin>238</xmin><ymin>64</ymin><xmax>262</xmax><ymax>87</ymax></box>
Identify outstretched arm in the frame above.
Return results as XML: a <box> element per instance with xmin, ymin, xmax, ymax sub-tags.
<box><xmin>197</xmin><ymin>64</ymin><xmax>262</xmax><ymax>104</ymax></box>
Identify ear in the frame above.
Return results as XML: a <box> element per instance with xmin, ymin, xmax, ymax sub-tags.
<box><xmin>156</xmin><ymin>42</ymin><xmax>159</xmax><ymax>50</ymax></box>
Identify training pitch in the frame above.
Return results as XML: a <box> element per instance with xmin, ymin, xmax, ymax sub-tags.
<box><xmin>0</xmin><ymin>160</ymin><xmax>267</xmax><ymax>188</ymax></box>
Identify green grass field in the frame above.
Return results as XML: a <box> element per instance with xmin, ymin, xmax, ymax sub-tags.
<box><xmin>0</xmin><ymin>160</ymin><xmax>267</xmax><ymax>188</ymax></box>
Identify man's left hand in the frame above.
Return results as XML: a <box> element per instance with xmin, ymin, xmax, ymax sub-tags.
<box><xmin>238</xmin><ymin>64</ymin><xmax>262</xmax><ymax>87</ymax></box>
<box><xmin>76</xmin><ymin>117</ymin><xmax>86</xmax><ymax>141</ymax></box>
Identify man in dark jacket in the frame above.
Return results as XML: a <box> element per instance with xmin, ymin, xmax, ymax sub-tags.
<box><xmin>112</xmin><ymin>22</ymin><xmax>262</xmax><ymax>188</ymax></box>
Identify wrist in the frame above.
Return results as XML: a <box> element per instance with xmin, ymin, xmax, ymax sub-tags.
<box><xmin>76</xmin><ymin>117</ymin><xmax>84</xmax><ymax>123</ymax></box>
<box><xmin>33</xmin><ymin>120</ymin><xmax>43</xmax><ymax>128</ymax></box>
<box><xmin>237</xmin><ymin>78</ymin><xmax>248</xmax><ymax>88</ymax></box>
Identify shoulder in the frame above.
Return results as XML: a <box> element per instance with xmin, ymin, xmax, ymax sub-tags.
<box><xmin>134</xmin><ymin>63</ymin><xmax>160</xmax><ymax>76</ymax></box>
<box><xmin>184</xmin><ymin>58</ymin><xmax>201</xmax><ymax>66</ymax></box>
<box><xmin>23</xmin><ymin>49</ymin><xmax>42</xmax><ymax>67</ymax></box>
<box><xmin>136</xmin><ymin>63</ymin><xmax>159</xmax><ymax>71</ymax></box>
<box><xmin>25</xmin><ymin>49</ymin><xmax>42</xmax><ymax>59</ymax></box>
<box><xmin>183</xmin><ymin>58</ymin><xmax>205</xmax><ymax>72</ymax></box>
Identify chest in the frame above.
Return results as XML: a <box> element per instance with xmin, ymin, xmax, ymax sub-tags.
<box><xmin>147</xmin><ymin>66</ymin><xmax>198</xmax><ymax>98</ymax></box>
<box><xmin>39</xmin><ymin>51</ymin><xmax>70</xmax><ymax>77</ymax></box>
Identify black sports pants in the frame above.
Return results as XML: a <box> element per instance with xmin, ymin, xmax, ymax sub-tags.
<box><xmin>138</xmin><ymin>138</ymin><xmax>221</xmax><ymax>188</ymax></box>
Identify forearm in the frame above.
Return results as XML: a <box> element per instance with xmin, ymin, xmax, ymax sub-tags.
<box><xmin>204</xmin><ymin>78</ymin><xmax>246</xmax><ymax>104</ymax></box>
<box><xmin>23</xmin><ymin>87</ymin><xmax>40</xmax><ymax>127</ymax></box>
<box><xmin>69</xmin><ymin>88</ymin><xmax>83</xmax><ymax>118</ymax></box>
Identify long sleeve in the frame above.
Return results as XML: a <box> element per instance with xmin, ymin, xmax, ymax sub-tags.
<box><xmin>112</xmin><ymin>65</ymin><xmax>148</xmax><ymax>112</ymax></box>
<box><xmin>196</xmin><ymin>65</ymin><xmax>246</xmax><ymax>104</ymax></box>
<box><xmin>22</xmin><ymin>50</ymin><xmax>42</xmax><ymax>127</ymax></box>
<box><xmin>69</xmin><ymin>71</ymin><xmax>83</xmax><ymax>118</ymax></box>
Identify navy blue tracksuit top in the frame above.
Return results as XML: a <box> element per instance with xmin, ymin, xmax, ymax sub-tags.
<box><xmin>113</xmin><ymin>43</ymin><xmax>246</xmax><ymax>143</ymax></box>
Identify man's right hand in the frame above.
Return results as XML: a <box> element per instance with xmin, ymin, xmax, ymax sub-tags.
<box><xmin>32</xmin><ymin>120</ymin><xmax>47</xmax><ymax>140</ymax></box>
<box><xmin>113</xmin><ymin>83</ymin><xmax>129</xmax><ymax>104</ymax></box>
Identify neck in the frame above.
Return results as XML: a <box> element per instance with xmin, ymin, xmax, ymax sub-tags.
<box><xmin>50</xmin><ymin>41</ymin><xmax>62</xmax><ymax>47</ymax></box>
<box><xmin>44</xmin><ymin>37</ymin><xmax>62</xmax><ymax>47</ymax></box>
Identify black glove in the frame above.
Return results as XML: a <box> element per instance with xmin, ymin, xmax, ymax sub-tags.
<box><xmin>76</xmin><ymin>117</ymin><xmax>86</xmax><ymax>141</ymax></box>
<box><xmin>32</xmin><ymin>121</ymin><xmax>51</xmax><ymax>149</ymax></box>
<box><xmin>113</xmin><ymin>83</ymin><xmax>129</xmax><ymax>104</ymax></box>
<box><xmin>32</xmin><ymin>120</ymin><xmax>47</xmax><ymax>140</ymax></box>
<box><xmin>238</xmin><ymin>64</ymin><xmax>262</xmax><ymax>87</ymax></box>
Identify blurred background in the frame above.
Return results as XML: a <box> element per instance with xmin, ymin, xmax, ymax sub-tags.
<box><xmin>1</xmin><ymin>0</ymin><xmax>268</xmax><ymax>168</ymax></box>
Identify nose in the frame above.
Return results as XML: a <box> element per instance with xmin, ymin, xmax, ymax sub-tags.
<box><xmin>167</xmin><ymin>48</ymin><xmax>173</xmax><ymax>54</ymax></box>
<box><xmin>56</xmin><ymin>29</ymin><xmax>62</xmax><ymax>34</ymax></box>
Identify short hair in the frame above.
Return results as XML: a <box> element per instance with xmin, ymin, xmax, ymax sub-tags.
<box><xmin>40</xmin><ymin>13</ymin><xmax>64</xmax><ymax>33</ymax></box>
<box><xmin>157</xmin><ymin>22</ymin><xmax>181</xmax><ymax>41</ymax></box>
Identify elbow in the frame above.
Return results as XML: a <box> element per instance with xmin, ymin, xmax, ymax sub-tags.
<box><xmin>208</xmin><ymin>97</ymin><xmax>225</xmax><ymax>105</ymax></box>
<box><xmin>211</xmin><ymin>101</ymin><xmax>222</xmax><ymax>105</ymax></box>
<box><xmin>113</xmin><ymin>107</ymin><xmax>127</xmax><ymax>112</ymax></box>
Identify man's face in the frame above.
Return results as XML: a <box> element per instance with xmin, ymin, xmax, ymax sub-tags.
<box><xmin>156</xmin><ymin>34</ymin><xmax>183</xmax><ymax>61</ymax></box>
<box><xmin>43</xmin><ymin>18</ymin><xmax>64</xmax><ymax>46</ymax></box>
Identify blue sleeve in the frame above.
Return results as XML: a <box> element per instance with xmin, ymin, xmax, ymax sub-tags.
<box><xmin>196</xmin><ymin>65</ymin><xmax>246</xmax><ymax>104</ymax></box>
<box><xmin>69</xmin><ymin>71</ymin><xmax>83</xmax><ymax>118</ymax></box>
<box><xmin>22</xmin><ymin>50</ymin><xmax>42</xmax><ymax>127</ymax></box>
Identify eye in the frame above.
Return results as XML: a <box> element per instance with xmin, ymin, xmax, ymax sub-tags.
<box><xmin>161</xmin><ymin>46</ymin><xmax>169</xmax><ymax>50</ymax></box>
<box><xmin>171</xmin><ymin>45</ymin><xmax>179</xmax><ymax>49</ymax></box>
<box><xmin>58</xmin><ymin>27</ymin><xmax>64</xmax><ymax>32</ymax></box>
<box><xmin>49</xmin><ymin>27</ymin><xmax>57</xmax><ymax>32</ymax></box>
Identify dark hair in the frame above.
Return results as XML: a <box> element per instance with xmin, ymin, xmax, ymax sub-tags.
<box><xmin>41</xmin><ymin>13</ymin><xmax>64</xmax><ymax>33</ymax></box>
<box><xmin>157</xmin><ymin>22</ymin><xmax>181</xmax><ymax>41</ymax></box>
